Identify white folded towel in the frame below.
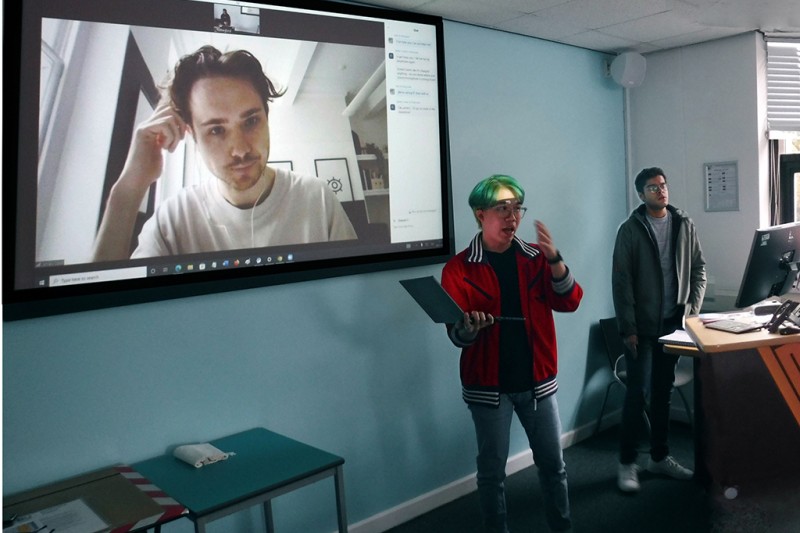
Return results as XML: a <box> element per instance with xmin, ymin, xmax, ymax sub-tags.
<box><xmin>173</xmin><ymin>443</ymin><xmax>234</xmax><ymax>468</ymax></box>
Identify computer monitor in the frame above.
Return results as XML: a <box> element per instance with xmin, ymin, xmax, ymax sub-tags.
<box><xmin>735</xmin><ymin>221</ymin><xmax>800</xmax><ymax>309</ymax></box>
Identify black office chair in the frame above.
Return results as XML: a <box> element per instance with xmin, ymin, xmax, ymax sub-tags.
<box><xmin>595</xmin><ymin>317</ymin><xmax>693</xmax><ymax>435</ymax></box>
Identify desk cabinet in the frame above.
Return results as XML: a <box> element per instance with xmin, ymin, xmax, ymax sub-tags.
<box><xmin>683</xmin><ymin>318</ymin><xmax>800</xmax><ymax>493</ymax></box>
<box><xmin>697</xmin><ymin>346</ymin><xmax>800</xmax><ymax>489</ymax></box>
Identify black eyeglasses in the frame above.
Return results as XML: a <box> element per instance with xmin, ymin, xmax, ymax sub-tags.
<box><xmin>644</xmin><ymin>183</ymin><xmax>668</xmax><ymax>194</ymax></box>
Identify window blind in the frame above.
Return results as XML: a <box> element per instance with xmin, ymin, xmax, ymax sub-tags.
<box><xmin>767</xmin><ymin>41</ymin><xmax>800</xmax><ymax>134</ymax></box>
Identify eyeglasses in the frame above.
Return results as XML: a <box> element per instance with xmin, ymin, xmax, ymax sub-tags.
<box><xmin>485</xmin><ymin>201</ymin><xmax>527</xmax><ymax>219</ymax></box>
<box><xmin>644</xmin><ymin>183</ymin><xmax>668</xmax><ymax>194</ymax></box>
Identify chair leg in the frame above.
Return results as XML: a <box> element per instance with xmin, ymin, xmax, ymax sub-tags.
<box><xmin>594</xmin><ymin>382</ymin><xmax>617</xmax><ymax>435</ymax></box>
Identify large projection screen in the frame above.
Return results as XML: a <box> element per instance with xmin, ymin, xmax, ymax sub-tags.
<box><xmin>2</xmin><ymin>0</ymin><xmax>453</xmax><ymax>320</ymax></box>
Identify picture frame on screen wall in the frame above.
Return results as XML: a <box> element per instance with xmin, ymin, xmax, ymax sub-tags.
<box><xmin>315</xmin><ymin>158</ymin><xmax>354</xmax><ymax>202</ymax></box>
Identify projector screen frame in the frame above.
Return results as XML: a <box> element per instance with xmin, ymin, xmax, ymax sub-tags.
<box><xmin>2</xmin><ymin>0</ymin><xmax>454</xmax><ymax>320</ymax></box>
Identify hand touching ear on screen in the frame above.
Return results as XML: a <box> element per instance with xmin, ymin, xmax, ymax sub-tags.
<box><xmin>91</xmin><ymin>101</ymin><xmax>188</xmax><ymax>262</ymax></box>
<box><xmin>124</xmin><ymin>100</ymin><xmax>188</xmax><ymax>190</ymax></box>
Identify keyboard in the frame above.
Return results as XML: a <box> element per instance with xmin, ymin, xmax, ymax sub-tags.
<box><xmin>705</xmin><ymin>319</ymin><xmax>763</xmax><ymax>334</ymax></box>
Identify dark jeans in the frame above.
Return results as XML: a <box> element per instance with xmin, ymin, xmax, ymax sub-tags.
<box><xmin>619</xmin><ymin>316</ymin><xmax>681</xmax><ymax>465</ymax></box>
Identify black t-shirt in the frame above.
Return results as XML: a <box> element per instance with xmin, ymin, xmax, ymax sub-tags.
<box><xmin>486</xmin><ymin>246</ymin><xmax>533</xmax><ymax>392</ymax></box>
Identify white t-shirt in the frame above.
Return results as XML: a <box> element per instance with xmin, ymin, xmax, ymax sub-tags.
<box><xmin>132</xmin><ymin>167</ymin><xmax>357</xmax><ymax>258</ymax></box>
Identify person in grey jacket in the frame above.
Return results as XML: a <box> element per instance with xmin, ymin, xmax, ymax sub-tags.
<box><xmin>612</xmin><ymin>167</ymin><xmax>706</xmax><ymax>493</ymax></box>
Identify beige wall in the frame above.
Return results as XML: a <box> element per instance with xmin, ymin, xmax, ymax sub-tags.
<box><xmin>628</xmin><ymin>32</ymin><xmax>767</xmax><ymax>310</ymax></box>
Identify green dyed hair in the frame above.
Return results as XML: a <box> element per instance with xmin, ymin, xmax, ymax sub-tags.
<box><xmin>468</xmin><ymin>175</ymin><xmax>525</xmax><ymax>227</ymax></box>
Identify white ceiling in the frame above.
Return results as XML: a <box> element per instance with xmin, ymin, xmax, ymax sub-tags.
<box><xmin>359</xmin><ymin>0</ymin><xmax>800</xmax><ymax>54</ymax></box>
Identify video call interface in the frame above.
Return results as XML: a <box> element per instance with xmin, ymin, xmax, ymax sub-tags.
<box><xmin>14</xmin><ymin>0</ymin><xmax>447</xmax><ymax>292</ymax></box>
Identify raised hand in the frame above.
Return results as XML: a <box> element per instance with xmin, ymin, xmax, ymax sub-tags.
<box><xmin>119</xmin><ymin>100</ymin><xmax>188</xmax><ymax>191</ymax></box>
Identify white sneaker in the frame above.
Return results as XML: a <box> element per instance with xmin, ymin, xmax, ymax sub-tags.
<box><xmin>647</xmin><ymin>456</ymin><xmax>693</xmax><ymax>480</ymax></box>
<box><xmin>617</xmin><ymin>462</ymin><xmax>640</xmax><ymax>492</ymax></box>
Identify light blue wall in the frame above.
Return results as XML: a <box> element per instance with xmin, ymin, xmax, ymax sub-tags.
<box><xmin>2</xmin><ymin>21</ymin><xmax>626</xmax><ymax>532</ymax></box>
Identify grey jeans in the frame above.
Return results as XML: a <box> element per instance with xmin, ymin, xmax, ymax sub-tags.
<box><xmin>469</xmin><ymin>392</ymin><xmax>571</xmax><ymax>532</ymax></box>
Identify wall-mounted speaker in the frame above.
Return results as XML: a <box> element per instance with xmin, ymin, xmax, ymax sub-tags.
<box><xmin>610</xmin><ymin>52</ymin><xmax>646</xmax><ymax>88</ymax></box>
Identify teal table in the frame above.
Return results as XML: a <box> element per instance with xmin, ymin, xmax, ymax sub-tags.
<box><xmin>132</xmin><ymin>428</ymin><xmax>347</xmax><ymax>532</ymax></box>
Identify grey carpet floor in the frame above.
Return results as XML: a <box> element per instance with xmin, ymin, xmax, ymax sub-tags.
<box><xmin>386</xmin><ymin>423</ymin><xmax>800</xmax><ymax>532</ymax></box>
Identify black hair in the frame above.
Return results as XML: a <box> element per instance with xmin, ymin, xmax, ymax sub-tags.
<box><xmin>634</xmin><ymin>167</ymin><xmax>667</xmax><ymax>194</ymax></box>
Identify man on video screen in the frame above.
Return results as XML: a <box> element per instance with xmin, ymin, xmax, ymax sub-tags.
<box><xmin>92</xmin><ymin>45</ymin><xmax>356</xmax><ymax>261</ymax></box>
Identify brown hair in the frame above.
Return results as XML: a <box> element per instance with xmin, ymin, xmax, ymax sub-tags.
<box><xmin>166</xmin><ymin>45</ymin><xmax>284</xmax><ymax>124</ymax></box>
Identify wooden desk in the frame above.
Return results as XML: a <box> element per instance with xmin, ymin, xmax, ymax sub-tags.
<box><xmin>685</xmin><ymin>315</ymin><xmax>800</xmax><ymax>352</ymax></box>
<box><xmin>132</xmin><ymin>428</ymin><xmax>347</xmax><ymax>533</ymax></box>
<box><xmin>684</xmin><ymin>316</ymin><xmax>800</xmax><ymax>425</ymax></box>
<box><xmin>3</xmin><ymin>465</ymin><xmax>187</xmax><ymax>532</ymax></box>
<box><xmin>679</xmin><ymin>317</ymin><xmax>800</xmax><ymax>493</ymax></box>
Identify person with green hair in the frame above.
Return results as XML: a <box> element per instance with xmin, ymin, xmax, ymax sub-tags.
<box><xmin>442</xmin><ymin>174</ymin><xmax>583</xmax><ymax>532</ymax></box>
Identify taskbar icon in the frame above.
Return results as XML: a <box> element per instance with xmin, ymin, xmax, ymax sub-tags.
<box><xmin>146</xmin><ymin>252</ymin><xmax>296</xmax><ymax>277</ymax></box>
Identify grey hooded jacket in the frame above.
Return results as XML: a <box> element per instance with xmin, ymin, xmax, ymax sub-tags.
<box><xmin>612</xmin><ymin>204</ymin><xmax>707</xmax><ymax>338</ymax></box>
